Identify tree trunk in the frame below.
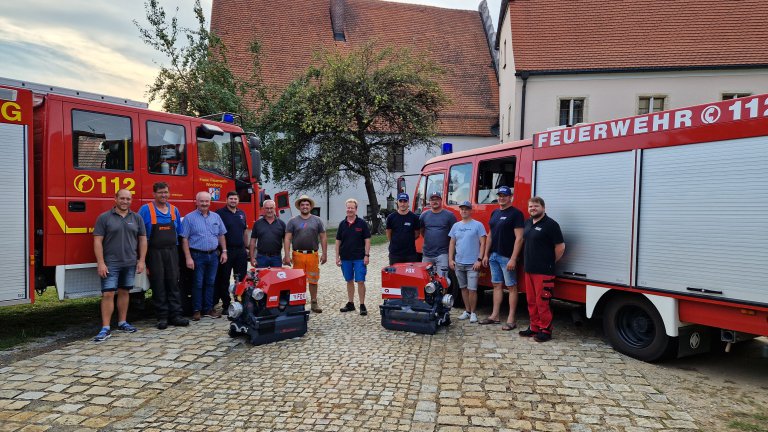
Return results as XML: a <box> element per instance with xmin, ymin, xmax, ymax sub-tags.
<box><xmin>362</xmin><ymin>174</ymin><xmax>381</xmax><ymax>234</ymax></box>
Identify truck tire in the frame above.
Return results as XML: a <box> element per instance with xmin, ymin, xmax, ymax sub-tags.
<box><xmin>603</xmin><ymin>294</ymin><xmax>675</xmax><ymax>362</ymax></box>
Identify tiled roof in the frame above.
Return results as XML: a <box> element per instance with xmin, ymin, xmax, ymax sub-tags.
<box><xmin>211</xmin><ymin>0</ymin><xmax>498</xmax><ymax>136</ymax></box>
<box><xmin>503</xmin><ymin>0</ymin><xmax>768</xmax><ymax>72</ymax></box>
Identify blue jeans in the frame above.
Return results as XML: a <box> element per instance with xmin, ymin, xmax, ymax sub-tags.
<box><xmin>100</xmin><ymin>264</ymin><xmax>136</xmax><ymax>292</ymax></box>
<box><xmin>192</xmin><ymin>251</ymin><xmax>219</xmax><ymax>312</ymax></box>
<box><xmin>256</xmin><ymin>254</ymin><xmax>282</xmax><ymax>268</ymax></box>
<box><xmin>488</xmin><ymin>252</ymin><xmax>518</xmax><ymax>286</ymax></box>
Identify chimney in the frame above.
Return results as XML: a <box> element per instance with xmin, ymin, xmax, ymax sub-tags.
<box><xmin>330</xmin><ymin>0</ymin><xmax>346</xmax><ymax>41</ymax></box>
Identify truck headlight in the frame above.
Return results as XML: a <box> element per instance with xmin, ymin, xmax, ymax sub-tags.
<box><xmin>424</xmin><ymin>282</ymin><xmax>437</xmax><ymax>294</ymax></box>
<box><xmin>252</xmin><ymin>288</ymin><xmax>265</xmax><ymax>301</ymax></box>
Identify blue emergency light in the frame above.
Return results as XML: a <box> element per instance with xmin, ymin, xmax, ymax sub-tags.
<box><xmin>221</xmin><ymin>113</ymin><xmax>235</xmax><ymax>123</ymax></box>
<box><xmin>441</xmin><ymin>142</ymin><xmax>453</xmax><ymax>155</ymax></box>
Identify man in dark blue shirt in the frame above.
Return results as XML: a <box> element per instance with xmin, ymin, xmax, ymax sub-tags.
<box><xmin>336</xmin><ymin>199</ymin><xmax>371</xmax><ymax>315</ymax></box>
<box><xmin>214</xmin><ymin>191</ymin><xmax>249</xmax><ymax>315</ymax></box>
<box><xmin>385</xmin><ymin>193</ymin><xmax>420</xmax><ymax>265</ymax></box>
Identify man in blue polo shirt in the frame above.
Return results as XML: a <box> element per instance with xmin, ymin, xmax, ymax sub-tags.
<box><xmin>214</xmin><ymin>191</ymin><xmax>249</xmax><ymax>314</ymax></box>
<box><xmin>336</xmin><ymin>198</ymin><xmax>371</xmax><ymax>315</ymax></box>
<box><xmin>385</xmin><ymin>192</ymin><xmax>420</xmax><ymax>265</ymax></box>
<box><xmin>181</xmin><ymin>191</ymin><xmax>227</xmax><ymax>321</ymax></box>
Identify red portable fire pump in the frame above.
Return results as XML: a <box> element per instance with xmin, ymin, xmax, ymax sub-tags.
<box><xmin>379</xmin><ymin>263</ymin><xmax>454</xmax><ymax>334</ymax></box>
<box><xmin>228</xmin><ymin>267</ymin><xmax>310</xmax><ymax>345</ymax></box>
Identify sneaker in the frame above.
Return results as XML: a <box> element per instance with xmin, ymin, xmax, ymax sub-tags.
<box><xmin>117</xmin><ymin>322</ymin><xmax>138</xmax><ymax>333</ymax></box>
<box><xmin>534</xmin><ymin>332</ymin><xmax>552</xmax><ymax>343</ymax></box>
<box><xmin>359</xmin><ymin>304</ymin><xmax>368</xmax><ymax>316</ymax></box>
<box><xmin>519</xmin><ymin>327</ymin><xmax>536</xmax><ymax>337</ymax></box>
<box><xmin>204</xmin><ymin>309</ymin><xmax>222</xmax><ymax>319</ymax></box>
<box><xmin>458</xmin><ymin>311</ymin><xmax>470</xmax><ymax>320</ymax></box>
<box><xmin>192</xmin><ymin>311</ymin><xmax>201</xmax><ymax>321</ymax></box>
<box><xmin>340</xmin><ymin>302</ymin><xmax>355</xmax><ymax>313</ymax></box>
<box><xmin>311</xmin><ymin>301</ymin><xmax>323</xmax><ymax>313</ymax></box>
<box><xmin>93</xmin><ymin>328</ymin><xmax>111</xmax><ymax>342</ymax></box>
<box><xmin>469</xmin><ymin>313</ymin><xmax>478</xmax><ymax>323</ymax></box>
<box><xmin>170</xmin><ymin>317</ymin><xmax>190</xmax><ymax>327</ymax></box>
<box><xmin>156</xmin><ymin>320</ymin><xmax>168</xmax><ymax>330</ymax></box>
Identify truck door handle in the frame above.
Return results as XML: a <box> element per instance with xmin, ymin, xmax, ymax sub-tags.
<box><xmin>68</xmin><ymin>201</ymin><xmax>86</xmax><ymax>212</ymax></box>
<box><xmin>563</xmin><ymin>271</ymin><xmax>587</xmax><ymax>278</ymax></box>
<box><xmin>687</xmin><ymin>287</ymin><xmax>723</xmax><ymax>295</ymax></box>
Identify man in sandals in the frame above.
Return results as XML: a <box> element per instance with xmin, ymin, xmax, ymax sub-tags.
<box><xmin>284</xmin><ymin>195</ymin><xmax>327</xmax><ymax>313</ymax></box>
<box><xmin>480</xmin><ymin>186</ymin><xmax>524</xmax><ymax>329</ymax></box>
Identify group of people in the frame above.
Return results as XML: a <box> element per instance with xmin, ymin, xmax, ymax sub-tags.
<box><xmin>92</xmin><ymin>182</ymin><xmax>565</xmax><ymax>344</ymax></box>
<box><xmin>387</xmin><ymin>187</ymin><xmax>564</xmax><ymax>343</ymax></box>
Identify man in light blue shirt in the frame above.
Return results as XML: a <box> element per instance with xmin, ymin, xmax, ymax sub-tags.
<box><xmin>181</xmin><ymin>191</ymin><xmax>227</xmax><ymax>321</ymax></box>
<box><xmin>448</xmin><ymin>201</ymin><xmax>487</xmax><ymax>323</ymax></box>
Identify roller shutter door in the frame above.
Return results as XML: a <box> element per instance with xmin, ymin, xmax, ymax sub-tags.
<box><xmin>534</xmin><ymin>151</ymin><xmax>635</xmax><ymax>285</ymax></box>
<box><xmin>636</xmin><ymin>136</ymin><xmax>768</xmax><ymax>304</ymax></box>
<box><xmin>0</xmin><ymin>123</ymin><xmax>29</xmax><ymax>303</ymax></box>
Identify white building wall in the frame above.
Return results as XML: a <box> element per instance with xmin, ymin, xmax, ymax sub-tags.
<box><xmin>497</xmin><ymin>11</ymin><xmax>518</xmax><ymax>142</ymax></box>
<box><xmin>515</xmin><ymin>69</ymin><xmax>768</xmax><ymax>139</ymax></box>
<box><xmin>260</xmin><ymin>135</ymin><xmax>498</xmax><ymax>226</ymax></box>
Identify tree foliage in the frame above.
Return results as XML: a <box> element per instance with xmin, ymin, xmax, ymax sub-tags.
<box><xmin>134</xmin><ymin>0</ymin><xmax>264</xmax><ymax>129</ymax></box>
<box><xmin>261</xmin><ymin>43</ymin><xmax>447</xmax><ymax>224</ymax></box>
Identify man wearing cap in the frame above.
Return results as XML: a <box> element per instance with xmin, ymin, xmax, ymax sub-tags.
<box><xmin>448</xmin><ymin>201</ymin><xmax>487</xmax><ymax>323</ymax></box>
<box><xmin>385</xmin><ymin>192</ymin><xmax>421</xmax><ymax>265</ymax></box>
<box><xmin>480</xmin><ymin>186</ymin><xmax>525</xmax><ymax>328</ymax></box>
<box><xmin>419</xmin><ymin>191</ymin><xmax>457</xmax><ymax>276</ymax></box>
<box><xmin>284</xmin><ymin>195</ymin><xmax>327</xmax><ymax>313</ymax></box>
<box><xmin>519</xmin><ymin>196</ymin><xmax>565</xmax><ymax>342</ymax></box>
<box><xmin>213</xmin><ymin>191</ymin><xmax>249</xmax><ymax>314</ymax></box>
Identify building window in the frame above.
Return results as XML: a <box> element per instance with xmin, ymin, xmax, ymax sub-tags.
<box><xmin>638</xmin><ymin>96</ymin><xmax>666</xmax><ymax>115</ymax></box>
<box><xmin>500</xmin><ymin>113</ymin><xmax>505</xmax><ymax>138</ymax></box>
<box><xmin>559</xmin><ymin>98</ymin><xmax>584</xmax><ymax>126</ymax></box>
<box><xmin>72</xmin><ymin>110</ymin><xmax>133</xmax><ymax>171</ymax></box>
<box><xmin>388</xmin><ymin>144</ymin><xmax>404</xmax><ymax>172</ymax></box>
<box><xmin>722</xmin><ymin>93</ymin><xmax>751</xmax><ymax>100</ymax></box>
<box><xmin>506</xmin><ymin>104</ymin><xmax>512</xmax><ymax>137</ymax></box>
<box><xmin>503</xmin><ymin>40</ymin><xmax>507</xmax><ymax>69</ymax></box>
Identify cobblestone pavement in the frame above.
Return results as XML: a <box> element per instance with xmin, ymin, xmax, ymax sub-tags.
<box><xmin>1</xmin><ymin>243</ymin><xmax>766</xmax><ymax>431</ymax></box>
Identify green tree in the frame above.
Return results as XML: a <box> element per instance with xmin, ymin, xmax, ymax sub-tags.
<box><xmin>134</xmin><ymin>0</ymin><xmax>264</xmax><ymax>128</ymax></box>
<box><xmin>261</xmin><ymin>43</ymin><xmax>447</xmax><ymax>229</ymax></box>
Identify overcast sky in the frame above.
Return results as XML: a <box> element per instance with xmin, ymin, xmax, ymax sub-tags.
<box><xmin>1</xmin><ymin>0</ymin><xmax>501</xmax><ymax>107</ymax></box>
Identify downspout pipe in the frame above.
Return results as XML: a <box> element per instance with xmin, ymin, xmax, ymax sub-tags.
<box><xmin>519</xmin><ymin>71</ymin><xmax>529</xmax><ymax>140</ymax></box>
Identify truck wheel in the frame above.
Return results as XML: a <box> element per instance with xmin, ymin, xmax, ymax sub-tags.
<box><xmin>603</xmin><ymin>295</ymin><xmax>674</xmax><ymax>362</ymax></box>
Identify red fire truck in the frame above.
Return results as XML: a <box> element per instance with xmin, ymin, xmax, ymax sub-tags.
<box><xmin>409</xmin><ymin>95</ymin><xmax>768</xmax><ymax>361</ymax></box>
<box><xmin>0</xmin><ymin>78</ymin><xmax>262</xmax><ymax>307</ymax></box>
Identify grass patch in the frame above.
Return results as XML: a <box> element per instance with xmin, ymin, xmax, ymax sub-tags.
<box><xmin>0</xmin><ymin>289</ymin><xmax>102</xmax><ymax>350</ymax></box>
<box><xmin>729</xmin><ymin>413</ymin><xmax>768</xmax><ymax>432</ymax></box>
<box><xmin>370</xmin><ymin>234</ymin><xmax>388</xmax><ymax>246</ymax></box>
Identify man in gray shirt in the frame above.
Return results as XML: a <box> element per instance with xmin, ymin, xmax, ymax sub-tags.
<box><xmin>284</xmin><ymin>195</ymin><xmax>327</xmax><ymax>313</ymax></box>
<box><xmin>419</xmin><ymin>191</ymin><xmax>457</xmax><ymax>276</ymax></box>
<box><xmin>92</xmin><ymin>189</ymin><xmax>147</xmax><ymax>342</ymax></box>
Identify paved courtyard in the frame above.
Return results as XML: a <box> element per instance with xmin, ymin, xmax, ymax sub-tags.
<box><xmin>0</xmin><ymin>243</ymin><xmax>766</xmax><ymax>431</ymax></box>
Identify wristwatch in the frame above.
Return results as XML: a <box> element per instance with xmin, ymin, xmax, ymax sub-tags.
<box><xmin>365</xmin><ymin>254</ymin><xmax>370</xmax><ymax>257</ymax></box>
<box><xmin>477</xmin><ymin>257</ymin><xmax>482</xmax><ymax>262</ymax></box>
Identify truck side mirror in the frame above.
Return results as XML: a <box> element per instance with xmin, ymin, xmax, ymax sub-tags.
<box><xmin>249</xmin><ymin>135</ymin><xmax>262</xmax><ymax>182</ymax></box>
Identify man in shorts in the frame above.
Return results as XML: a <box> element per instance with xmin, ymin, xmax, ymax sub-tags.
<box><xmin>448</xmin><ymin>201</ymin><xmax>486</xmax><ymax>323</ymax></box>
<box><xmin>335</xmin><ymin>199</ymin><xmax>371</xmax><ymax>315</ymax></box>
<box><xmin>284</xmin><ymin>195</ymin><xmax>328</xmax><ymax>313</ymax></box>
<box><xmin>480</xmin><ymin>186</ymin><xmax>524</xmax><ymax>328</ymax></box>
<box><xmin>92</xmin><ymin>189</ymin><xmax>147</xmax><ymax>342</ymax></box>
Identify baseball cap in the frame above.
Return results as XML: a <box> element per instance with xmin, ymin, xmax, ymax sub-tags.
<box><xmin>397</xmin><ymin>193</ymin><xmax>409</xmax><ymax>201</ymax></box>
<box><xmin>458</xmin><ymin>201</ymin><xmax>472</xmax><ymax>209</ymax></box>
<box><xmin>497</xmin><ymin>186</ymin><xmax>512</xmax><ymax>196</ymax></box>
<box><xmin>429</xmin><ymin>191</ymin><xmax>442</xmax><ymax>199</ymax></box>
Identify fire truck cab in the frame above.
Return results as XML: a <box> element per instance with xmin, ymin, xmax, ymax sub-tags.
<box><xmin>0</xmin><ymin>78</ymin><xmax>261</xmax><ymax>306</ymax></box>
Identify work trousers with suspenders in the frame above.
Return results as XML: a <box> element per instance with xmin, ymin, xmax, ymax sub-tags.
<box><xmin>146</xmin><ymin>203</ymin><xmax>183</xmax><ymax>321</ymax></box>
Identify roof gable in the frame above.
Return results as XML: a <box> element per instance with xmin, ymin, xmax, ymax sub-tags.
<box><xmin>212</xmin><ymin>0</ymin><xmax>499</xmax><ymax>136</ymax></box>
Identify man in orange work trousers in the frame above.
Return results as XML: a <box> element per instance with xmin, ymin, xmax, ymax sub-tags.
<box><xmin>283</xmin><ymin>195</ymin><xmax>328</xmax><ymax>313</ymax></box>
